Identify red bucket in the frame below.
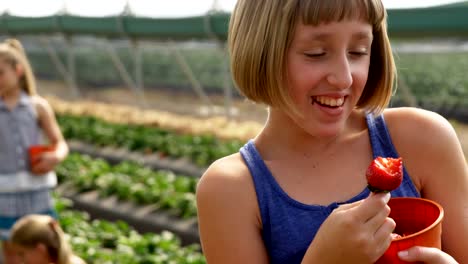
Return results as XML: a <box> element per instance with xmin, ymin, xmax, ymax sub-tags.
<box><xmin>28</xmin><ymin>145</ymin><xmax>55</xmax><ymax>167</ymax></box>
<box><xmin>376</xmin><ymin>197</ymin><xmax>444</xmax><ymax>264</ymax></box>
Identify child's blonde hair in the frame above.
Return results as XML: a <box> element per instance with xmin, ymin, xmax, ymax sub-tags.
<box><xmin>10</xmin><ymin>214</ymin><xmax>73</xmax><ymax>264</ymax></box>
<box><xmin>0</xmin><ymin>38</ymin><xmax>37</xmax><ymax>95</ymax></box>
<box><xmin>229</xmin><ymin>0</ymin><xmax>396</xmax><ymax>117</ymax></box>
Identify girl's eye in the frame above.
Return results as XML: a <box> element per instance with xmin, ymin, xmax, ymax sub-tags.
<box><xmin>304</xmin><ymin>53</ymin><xmax>325</xmax><ymax>58</ymax></box>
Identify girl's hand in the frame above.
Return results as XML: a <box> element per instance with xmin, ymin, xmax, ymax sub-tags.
<box><xmin>303</xmin><ymin>192</ymin><xmax>395</xmax><ymax>264</ymax></box>
<box><xmin>31</xmin><ymin>151</ymin><xmax>59</xmax><ymax>175</ymax></box>
<box><xmin>398</xmin><ymin>246</ymin><xmax>458</xmax><ymax>263</ymax></box>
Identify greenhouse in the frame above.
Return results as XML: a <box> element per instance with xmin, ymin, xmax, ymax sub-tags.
<box><xmin>0</xmin><ymin>0</ymin><xmax>467</xmax><ymax>263</ymax></box>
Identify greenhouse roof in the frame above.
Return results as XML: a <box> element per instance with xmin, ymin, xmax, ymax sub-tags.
<box><xmin>1</xmin><ymin>2</ymin><xmax>468</xmax><ymax>40</ymax></box>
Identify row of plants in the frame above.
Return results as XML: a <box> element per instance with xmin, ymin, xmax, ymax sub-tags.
<box><xmin>56</xmin><ymin>153</ymin><xmax>198</xmax><ymax>219</ymax></box>
<box><xmin>55</xmin><ymin>197</ymin><xmax>206</xmax><ymax>264</ymax></box>
<box><xmin>57</xmin><ymin>114</ymin><xmax>244</xmax><ymax>167</ymax></box>
<box><xmin>28</xmin><ymin>46</ymin><xmax>468</xmax><ymax>110</ymax></box>
<box><xmin>47</xmin><ymin>95</ymin><xmax>261</xmax><ymax>141</ymax></box>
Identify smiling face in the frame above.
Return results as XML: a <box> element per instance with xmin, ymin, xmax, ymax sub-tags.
<box><xmin>0</xmin><ymin>59</ymin><xmax>21</xmax><ymax>96</ymax></box>
<box><xmin>229</xmin><ymin>0</ymin><xmax>394</xmax><ymax>137</ymax></box>
<box><xmin>284</xmin><ymin>19</ymin><xmax>373</xmax><ymax>137</ymax></box>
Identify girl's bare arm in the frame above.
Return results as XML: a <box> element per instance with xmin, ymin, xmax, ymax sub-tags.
<box><xmin>197</xmin><ymin>155</ymin><xmax>270</xmax><ymax>263</ymax></box>
<box><xmin>34</xmin><ymin>95</ymin><xmax>69</xmax><ymax>162</ymax></box>
<box><xmin>386</xmin><ymin>107</ymin><xmax>468</xmax><ymax>263</ymax></box>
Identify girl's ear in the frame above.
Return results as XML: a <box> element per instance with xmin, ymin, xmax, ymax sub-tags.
<box><xmin>15</xmin><ymin>64</ymin><xmax>24</xmax><ymax>77</ymax></box>
<box><xmin>36</xmin><ymin>243</ymin><xmax>48</xmax><ymax>256</ymax></box>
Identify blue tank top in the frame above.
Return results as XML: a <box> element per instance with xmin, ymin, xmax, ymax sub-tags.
<box><xmin>239</xmin><ymin>114</ymin><xmax>420</xmax><ymax>264</ymax></box>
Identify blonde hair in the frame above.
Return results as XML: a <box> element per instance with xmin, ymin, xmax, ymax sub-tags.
<box><xmin>0</xmin><ymin>38</ymin><xmax>37</xmax><ymax>95</ymax></box>
<box><xmin>228</xmin><ymin>0</ymin><xmax>396</xmax><ymax>117</ymax></box>
<box><xmin>10</xmin><ymin>214</ymin><xmax>73</xmax><ymax>264</ymax></box>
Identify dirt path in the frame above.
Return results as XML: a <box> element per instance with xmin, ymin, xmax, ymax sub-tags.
<box><xmin>37</xmin><ymin>79</ymin><xmax>468</xmax><ymax>159</ymax></box>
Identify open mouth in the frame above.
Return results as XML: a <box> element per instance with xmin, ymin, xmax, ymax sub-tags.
<box><xmin>311</xmin><ymin>96</ymin><xmax>346</xmax><ymax>108</ymax></box>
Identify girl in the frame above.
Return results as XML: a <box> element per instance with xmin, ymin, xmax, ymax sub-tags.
<box><xmin>0</xmin><ymin>39</ymin><xmax>69</xmax><ymax>263</ymax></box>
<box><xmin>196</xmin><ymin>0</ymin><xmax>468</xmax><ymax>263</ymax></box>
<box><xmin>10</xmin><ymin>214</ymin><xmax>85</xmax><ymax>264</ymax></box>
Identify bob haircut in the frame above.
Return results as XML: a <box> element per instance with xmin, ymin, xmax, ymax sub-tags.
<box><xmin>228</xmin><ymin>0</ymin><xmax>396</xmax><ymax>117</ymax></box>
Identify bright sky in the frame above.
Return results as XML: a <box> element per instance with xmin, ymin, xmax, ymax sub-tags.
<box><xmin>0</xmin><ymin>0</ymin><xmax>464</xmax><ymax>17</ymax></box>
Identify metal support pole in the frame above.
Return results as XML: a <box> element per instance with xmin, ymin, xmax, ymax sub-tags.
<box><xmin>220</xmin><ymin>42</ymin><xmax>233</xmax><ymax>118</ymax></box>
<box><xmin>65</xmin><ymin>35</ymin><xmax>80</xmax><ymax>98</ymax></box>
<box><xmin>206</xmin><ymin>2</ymin><xmax>231</xmax><ymax>116</ymax></box>
<box><xmin>40</xmin><ymin>36</ymin><xmax>81</xmax><ymax>99</ymax></box>
<box><xmin>132</xmin><ymin>39</ymin><xmax>145</xmax><ymax>103</ymax></box>
<box><xmin>102</xmin><ymin>39</ymin><xmax>147</xmax><ymax>108</ymax></box>
<box><xmin>167</xmin><ymin>40</ymin><xmax>213</xmax><ymax>108</ymax></box>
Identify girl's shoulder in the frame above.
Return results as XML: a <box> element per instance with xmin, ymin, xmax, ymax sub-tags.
<box><xmin>382</xmin><ymin>107</ymin><xmax>465</xmax><ymax>190</ymax></box>
<box><xmin>196</xmin><ymin>152</ymin><xmax>259</xmax><ymax>216</ymax></box>
<box><xmin>30</xmin><ymin>95</ymin><xmax>54</xmax><ymax>117</ymax></box>
<box><xmin>198</xmin><ymin>152</ymin><xmax>253</xmax><ymax>196</ymax></box>
<box><xmin>30</xmin><ymin>95</ymin><xmax>50</xmax><ymax>109</ymax></box>
<box><xmin>382</xmin><ymin>107</ymin><xmax>456</xmax><ymax>145</ymax></box>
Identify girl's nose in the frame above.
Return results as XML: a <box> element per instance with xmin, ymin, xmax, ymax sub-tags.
<box><xmin>326</xmin><ymin>56</ymin><xmax>353</xmax><ymax>89</ymax></box>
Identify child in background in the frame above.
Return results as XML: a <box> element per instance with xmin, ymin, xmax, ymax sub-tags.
<box><xmin>0</xmin><ymin>39</ymin><xmax>69</xmax><ymax>263</ymax></box>
<box><xmin>10</xmin><ymin>214</ymin><xmax>85</xmax><ymax>264</ymax></box>
<box><xmin>196</xmin><ymin>0</ymin><xmax>467</xmax><ymax>263</ymax></box>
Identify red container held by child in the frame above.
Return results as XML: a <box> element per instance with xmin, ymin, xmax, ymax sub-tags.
<box><xmin>28</xmin><ymin>145</ymin><xmax>55</xmax><ymax>168</ymax></box>
<box><xmin>375</xmin><ymin>197</ymin><xmax>444</xmax><ymax>264</ymax></box>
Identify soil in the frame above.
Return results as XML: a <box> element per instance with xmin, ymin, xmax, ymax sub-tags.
<box><xmin>37</xmin><ymin>79</ymin><xmax>468</xmax><ymax>159</ymax></box>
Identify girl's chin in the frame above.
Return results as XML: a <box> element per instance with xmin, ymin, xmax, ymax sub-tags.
<box><xmin>302</xmin><ymin>121</ymin><xmax>346</xmax><ymax>138</ymax></box>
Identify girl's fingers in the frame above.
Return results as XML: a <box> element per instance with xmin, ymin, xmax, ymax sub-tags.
<box><xmin>336</xmin><ymin>199</ymin><xmax>363</xmax><ymax>210</ymax></box>
<box><xmin>398</xmin><ymin>246</ymin><xmax>458</xmax><ymax>264</ymax></box>
<box><xmin>352</xmin><ymin>192</ymin><xmax>391</xmax><ymax>222</ymax></box>
<box><xmin>364</xmin><ymin>203</ymin><xmax>391</xmax><ymax>229</ymax></box>
<box><xmin>372</xmin><ymin>217</ymin><xmax>395</xmax><ymax>246</ymax></box>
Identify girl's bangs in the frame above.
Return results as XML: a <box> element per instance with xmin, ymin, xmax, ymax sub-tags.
<box><xmin>297</xmin><ymin>0</ymin><xmax>386</xmax><ymax>29</ymax></box>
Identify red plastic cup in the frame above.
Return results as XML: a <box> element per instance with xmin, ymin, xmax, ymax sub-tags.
<box><xmin>376</xmin><ymin>197</ymin><xmax>444</xmax><ymax>264</ymax></box>
<box><xmin>28</xmin><ymin>145</ymin><xmax>55</xmax><ymax>167</ymax></box>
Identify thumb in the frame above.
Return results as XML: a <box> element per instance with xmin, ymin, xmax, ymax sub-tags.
<box><xmin>398</xmin><ymin>246</ymin><xmax>457</xmax><ymax>263</ymax></box>
<box><xmin>351</xmin><ymin>192</ymin><xmax>391</xmax><ymax>220</ymax></box>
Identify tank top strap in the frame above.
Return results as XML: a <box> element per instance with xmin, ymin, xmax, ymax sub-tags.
<box><xmin>366</xmin><ymin>113</ymin><xmax>420</xmax><ymax>198</ymax></box>
<box><xmin>366</xmin><ymin>113</ymin><xmax>399</xmax><ymax>159</ymax></box>
<box><xmin>239</xmin><ymin>140</ymin><xmax>272</xmax><ymax>230</ymax></box>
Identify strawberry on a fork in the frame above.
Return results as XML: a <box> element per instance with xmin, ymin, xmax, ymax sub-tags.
<box><xmin>366</xmin><ymin>157</ymin><xmax>403</xmax><ymax>193</ymax></box>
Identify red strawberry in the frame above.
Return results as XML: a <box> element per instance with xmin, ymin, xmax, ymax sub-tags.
<box><xmin>366</xmin><ymin>157</ymin><xmax>403</xmax><ymax>193</ymax></box>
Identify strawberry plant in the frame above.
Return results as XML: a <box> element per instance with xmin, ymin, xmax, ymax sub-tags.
<box><xmin>57</xmin><ymin>114</ymin><xmax>244</xmax><ymax>167</ymax></box>
<box><xmin>54</xmin><ymin>196</ymin><xmax>206</xmax><ymax>264</ymax></box>
<box><xmin>56</xmin><ymin>153</ymin><xmax>199</xmax><ymax>219</ymax></box>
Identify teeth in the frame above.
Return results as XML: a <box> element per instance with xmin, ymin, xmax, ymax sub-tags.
<box><xmin>314</xmin><ymin>96</ymin><xmax>344</xmax><ymax>107</ymax></box>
